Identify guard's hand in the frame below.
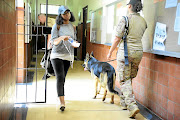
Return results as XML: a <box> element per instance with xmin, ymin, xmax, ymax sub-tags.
<box><xmin>107</xmin><ymin>53</ymin><xmax>112</xmax><ymax>60</ymax></box>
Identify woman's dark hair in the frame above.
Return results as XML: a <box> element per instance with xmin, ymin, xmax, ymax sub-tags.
<box><xmin>131</xmin><ymin>1</ymin><xmax>143</xmax><ymax>13</ymax></box>
<box><xmin>56</xmin><ymin>12</ymin><xmax>75</xmax><ymax>25</ymax></box>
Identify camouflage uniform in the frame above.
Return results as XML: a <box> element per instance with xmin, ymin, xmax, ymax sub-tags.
<box><xmin>115</xmin><ymin>13</ymin><xmax>147</xmax><ymax>111</ymax></box>
<box><xmin>117</xmin><ymin>50</ymin><xmax>143</xmax><ymax>110</ymax></box>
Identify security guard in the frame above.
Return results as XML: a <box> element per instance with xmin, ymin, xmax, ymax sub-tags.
<box><xmin>107</xmin><ymin>0</ymin><xmax>147</xmax><ymax>118</ymax></box>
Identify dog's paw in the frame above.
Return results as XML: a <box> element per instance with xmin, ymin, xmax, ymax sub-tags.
<box><xmin>93</xmin><ymin>96</ymin><xmax>96</xmax><ymax>99</ymax></box>
<box><xmin>110</xmin><ymin>101</ymin><xmax>114</xmax><ymax>104</ymax></box>
<box><xmin>102</xmin><ymin>98</ymin><xmax>106</xmax><ymax>101</ymax></box>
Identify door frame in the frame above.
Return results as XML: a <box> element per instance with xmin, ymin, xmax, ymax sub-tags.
<box><xmin>82</xmin><ymin>6</ymin><xmax>88</xmax><ymax>60</ymax></box>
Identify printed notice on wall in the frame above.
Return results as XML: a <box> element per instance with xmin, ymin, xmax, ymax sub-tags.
<box><xmin>153</xmin><ymin>22</ymin><xmax>167</xmax><ymax>51</ymax></box>
<box><xmin>90</xmin><ymin>31</ymin><xmax>96</xmax><ymax>42</ymax></box>
<box><xmin>174</xmin><ymin>3</ymin><xmax>180</xmax><ymax>32</ymax></box>
<box><xmin>165</xmin><ymin>0</ymin><xmax>178</xmax><ymax>8</ymax></box>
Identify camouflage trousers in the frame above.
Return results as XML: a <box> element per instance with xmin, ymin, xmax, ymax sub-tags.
<box><xmin>116</xmin><ymin>50</ymin><xmax>143</xmax><ymax>110</ymax></box>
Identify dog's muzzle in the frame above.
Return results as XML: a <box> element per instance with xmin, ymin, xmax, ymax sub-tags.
<box><xmin>81</xmin><ymin>64</ymin><xmax>89</xmax><ymax>71</ymax></box>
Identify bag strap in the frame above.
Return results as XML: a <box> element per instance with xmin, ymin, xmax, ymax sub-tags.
<box><xmin>73</xmin><ymin>25</ymin><xmax>77</xmax><ymax>41</ymax></box>
<box><xmin>122</xmin><ymin>16</ymin><xmax>129</xmax><ymax>66</ymax></box>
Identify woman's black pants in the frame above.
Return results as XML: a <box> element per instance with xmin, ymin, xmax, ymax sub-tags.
<box><xmin>51</xmin><ymin>58</ymin><xmax>70</xmax><ymax>96</ymax></box>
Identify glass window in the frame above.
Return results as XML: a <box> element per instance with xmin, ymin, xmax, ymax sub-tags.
<box><xmin>90</xmin><ymin>8</ymin><xmax>103</xmax><ymax>44</ymax></box>
<box><xmin>106</xmin><ymin>4</ymin><xmax>115</xmax><ymax>44</ymax></box>
<box><xmin>40</xmin><ymin>4</ymin><xmax>59</xmax><ymax>15</ymax></box>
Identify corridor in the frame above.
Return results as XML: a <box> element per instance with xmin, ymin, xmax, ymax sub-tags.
<box><xmin>21</xmin><ymin>60</ymin><xmax>146</xmax><ymax>120</ymax></box>
<box><xmin>0</xmin><ymin>0</ymin><xmax>180</xmax><ymax>120</ymax></box>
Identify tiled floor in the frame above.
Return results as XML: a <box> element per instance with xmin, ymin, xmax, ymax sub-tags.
<box><xmin>16</xmin><ymin>52</ymin><xmax>147</xmax><ymax>120</ymax></box>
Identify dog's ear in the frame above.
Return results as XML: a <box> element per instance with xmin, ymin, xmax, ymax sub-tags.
<box><xmin>90</xmin><ymin>51</ymin><xmax>94</xmax><ymax>57</ymax></box>
<box><xmin>86</xmin><ymin>52</ymin><xmax>89</xmax><ymax>59</ymax></box>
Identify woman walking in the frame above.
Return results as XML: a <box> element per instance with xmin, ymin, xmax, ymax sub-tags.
<box><xmin>50</xmin><ymin>5</ymin><xmax>76</xmax><ymax>111</ymax></box>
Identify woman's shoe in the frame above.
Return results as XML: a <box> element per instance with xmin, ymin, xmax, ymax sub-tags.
<box><xmin>60</xmin><ymin>106</ymin><xmax>65</xmax><ymax>111</ymax></box>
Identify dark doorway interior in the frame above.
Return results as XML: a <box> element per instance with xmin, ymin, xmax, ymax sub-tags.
<box><xmin>82</xmin><ymin>6</ymin><xmax>88</xmax><ymax>60</ymax></box>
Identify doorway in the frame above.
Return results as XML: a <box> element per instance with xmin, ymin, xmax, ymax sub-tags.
<box><xmin>82</xmin><ymin>6</ymin><xmax>88</xmax><ymax>60</ymax></box>
<box><xmin>16</xmin><ymin>1</ymin><xmax>48</xmax><ymax>104</ymax></box>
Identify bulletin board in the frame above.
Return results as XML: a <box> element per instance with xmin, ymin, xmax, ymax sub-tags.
<box><xmin>142</xmin><ymin>0</ymin><xmax>180</xmax><ymax>58</ymax></box>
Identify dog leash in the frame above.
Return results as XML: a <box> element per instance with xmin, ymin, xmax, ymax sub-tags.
<box><xmin>92</xmin><ymin>58</ymin><xmax>117</xmax><ymax>63</ymax></box>
<box><xmin>105</xmin><ymin>59</ymin><xmax>117</xmax><ymax>63</ymax></box>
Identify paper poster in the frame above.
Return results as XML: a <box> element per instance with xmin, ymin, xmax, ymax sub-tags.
<box><xmin>165</xmin><ymin>0</ymin><xmax>178</xmax><ymax>8</ymax></box>
<box><xmin>174</xmin><ymin>17</ymin><xmax>180</xmax><ymax>32</ymax></box>
<box><xmin>153</xmin><ymin>22</ymin><xmax>167</xmax><ymax>51</ymax></box>
<box><xmin>174</xmin><ymin>3</ymin><xmax>180</xmax><ymax>32</ymax></box>
<box><xmin>178</xmin><ymin>33</ymin><xmax>180</xmax><ymax>45</ymax></box>
<box><xmin>91</xmin><ymin>31</ymin><xmax>96</xmax><ymax>42</ymax></box>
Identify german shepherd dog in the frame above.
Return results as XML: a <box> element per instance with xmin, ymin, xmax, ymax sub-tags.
<box><xmin>82</xmin><ymin>52</ymin><xmax>119</xmax><ymax>104</ymax></box>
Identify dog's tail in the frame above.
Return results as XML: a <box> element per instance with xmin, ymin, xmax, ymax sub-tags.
<box><xmin>107</xmin><ymin>72</ymin><xmax>119</xmax><ymax>95</ymax></box>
